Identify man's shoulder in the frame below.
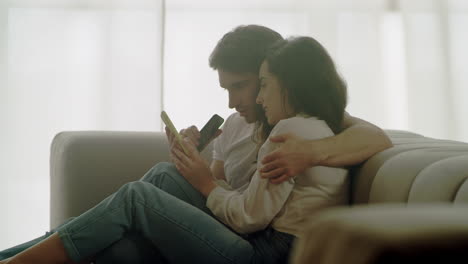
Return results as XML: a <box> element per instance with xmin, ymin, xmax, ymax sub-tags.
<box><xmin>223</xmin><ymin>112</ymin><xmax>252</xmax><ymax>133</ymax></box>
<box><xmin>215</xmin><ymin>112</ymin><xmax>253</xmax><ymax>147</ymax></box>
<box><xmin>225</xmin><ymin>112</ymin><xmax>247</xmax><ymax>124</ymax></box>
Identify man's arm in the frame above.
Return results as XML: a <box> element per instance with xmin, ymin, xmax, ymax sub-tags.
<box><xmin>260</xmin><ymin>112</ymin><xmax>393</xmax><ymax>183</ymax></box>
<box><xmin>321</xmin><ymin>112</ymin><xmax>393</xmax><ymax>166</ymax></box>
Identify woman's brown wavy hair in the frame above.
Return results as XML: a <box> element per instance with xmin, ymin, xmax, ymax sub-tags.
<box><xmin>254</xmin><ymin>36</ymin><xmax>348</xmax><ymax>145</ymax></box>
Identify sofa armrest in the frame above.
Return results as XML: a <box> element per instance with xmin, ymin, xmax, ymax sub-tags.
<box><xmin>291</xmin><ymin>204</ymin><xmax>468</xmax><ymax>264</ymax></box>
<box><xmin>352</xmin><ymin>130</ymin><xmax>468</xmax><ymax>204</ymax></box>
<box><xmin>50</xmin><ymin>131</ymin><xmax>171</xmax><ymax>229</ymax></box>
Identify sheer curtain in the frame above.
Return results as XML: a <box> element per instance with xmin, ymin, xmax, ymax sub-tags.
<box><xmin>164</xmin><ymin>0</ymin><xmax>468</xmax><ymax>142</ymax></box>
<box><xmin>400</xmin><ymin>0</ymin><xmax>468</xmax><ymax>141</ymax></box>
<box><xmin>1</xmin><ymin>0</ymin><xmax>467</xmax><ymax>250</ymax></box>
<box><xmin>0</xmin><ymin>0</ymin><xmax>164</xmax><ymax>249</ymax></box>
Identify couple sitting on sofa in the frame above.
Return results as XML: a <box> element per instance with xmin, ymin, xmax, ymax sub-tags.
<box><xmin>0</xmin><ymin>25</ymin><xmax>392</xmax><ymax>264</ymax></box>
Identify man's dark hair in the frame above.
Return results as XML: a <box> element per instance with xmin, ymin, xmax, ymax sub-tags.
<box><xmin>209</xmin><ymin>25</ymin><xmax>283</xmax><ymax>73</ymax></box>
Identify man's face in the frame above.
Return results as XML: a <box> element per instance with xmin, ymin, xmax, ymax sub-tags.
<box><xmin>218</xmin><ymin>70</ymin><xmax>259</xmax><ymax>123</ymax></box>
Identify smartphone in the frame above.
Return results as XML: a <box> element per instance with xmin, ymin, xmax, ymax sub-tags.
<box><xmin>197</xmin><ymin>114</ymin><xmax>224</xmax><ymax>152</ymax></box>
<box><xmin>161</xmin><ymin>111</ymin><xmax>188</xmax><ymax>154</ymax></box>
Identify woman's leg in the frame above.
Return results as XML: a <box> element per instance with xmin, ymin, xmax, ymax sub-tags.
<box><xmin>1</xmin><ymin>162</ymin><xmax>204</xmax><ymax>264</ymax></box>
<box><xmin>0</xmin><ymin>232</ymin><xmax>53</xmax><ymax>260</ymax></box>
<box><xmin>94</xmin><ymin>162</ymin><xmax>210</xmax><ymax>264</ymax></box>
<box><xmin>140</xmin><ymin>162</ymin><xmax>210</xmax><ymax>213</ymax></box>
<box><xmin>93</xmin><ymin>231</ymin><xmax>167</xmax><ymax>264</ymax></box>
<box><xmin>0</xmin><ymin>218</ymin><xmax>75</xmax><ymax>261</ymax></box>
<box><xmin>8</xmin><ymin>181</ymin><xmax>254</xmax><ymax>264</ymax></box>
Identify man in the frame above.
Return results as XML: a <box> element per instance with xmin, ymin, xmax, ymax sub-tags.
<box><xmin>0</xmin><ymin>25</ymin><xmax>392</xmax><ymax>263</ymax></box>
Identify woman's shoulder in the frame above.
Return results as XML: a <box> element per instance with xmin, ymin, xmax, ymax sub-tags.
<box><xmin>272</xmin><ymin>116</ymin><xmax>334</xmax><ymax>140</ymax></box>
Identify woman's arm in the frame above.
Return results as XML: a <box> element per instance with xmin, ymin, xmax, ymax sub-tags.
<box><xmin>206</xmin><ymin>170</ymin><xmax>294</xmax><ymax>234</ymax></box>
<box><xmin>206</xmin><ymin>117</ymin><xmax>333</xmax><ymax>234</ymax></box>
<box><xmin>210</xmin><ymin>160</ymin><xmax>227</xmax><ymax>181</ymax></box>
<box><xmin>259</xmin><ymin>112</ymin><xmax>393</xmax><ymax>183</ymax></box>
<box><xmin>170</xmin><ymin>130</ymin><xmax>294</xmax><ymax>234</ymax></box>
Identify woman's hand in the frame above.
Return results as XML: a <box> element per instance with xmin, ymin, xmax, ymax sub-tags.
<box><xmin>171</xmin><ymin>137</ymin><xmax>218</xmax><ymax>197</ymax></box>
<box><xmin>260</xmin><ymin>133</ymin><xmax>327</xmax><ymax>184</ymax></box>
<box><xmin>180</xmin><ymin>125</ymin><xmax>201</xmax><ymax>146</ymax></box>
<box><xmin>165</xmin><ymin>126</ymin><xmax>199</xmax><ymax>165</ymax></box>
<box><xmin>165</xmin><ymin>126</ymin><xmax>200</xmax><ymax>149</ymax></box>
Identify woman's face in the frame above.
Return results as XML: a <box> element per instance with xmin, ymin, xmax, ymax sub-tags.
<box><xmin>256</xmin><ymin>61</ymin><xmax>294</xmax><ymax>125</ymax></box>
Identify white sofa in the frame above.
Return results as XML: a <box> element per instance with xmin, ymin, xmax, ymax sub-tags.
<box><xmin>50</xmin><ymin>130</ymin><xmax>468</xmax><ymax>263</ymax></box>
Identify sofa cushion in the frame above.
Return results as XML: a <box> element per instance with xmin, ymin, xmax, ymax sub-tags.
<box><xmin>352</xmin><ymin>130</ymin><xmax>468</xmax><ymax>205</ymax></box>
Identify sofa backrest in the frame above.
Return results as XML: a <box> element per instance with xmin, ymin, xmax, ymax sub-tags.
<box><xmin>49</xmin><ymin>130</ymin><xmax>468</xmax><ymax>228</ymax></box>
<box><xmin>351</xmin><ymin>130</ymin><xmax>468</xmax><ymax>205</ymax></box>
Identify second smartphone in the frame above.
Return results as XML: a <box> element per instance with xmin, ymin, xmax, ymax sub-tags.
<box><xmin>197</xmin><ymin>114</ymin><xmax>224</xmax><ymax>151</ymax></box>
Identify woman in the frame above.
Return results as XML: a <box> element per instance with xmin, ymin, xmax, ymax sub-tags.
<box><xmin>1</xmin><ymin>36</ymin><xmax>348</xmax><ymax>264</ymax></box>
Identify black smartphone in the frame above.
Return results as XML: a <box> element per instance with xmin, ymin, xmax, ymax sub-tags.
<box><xmin>197</xmin><ymin>114</ymin><xmax>224</xmax><ymax>151</ymax></box>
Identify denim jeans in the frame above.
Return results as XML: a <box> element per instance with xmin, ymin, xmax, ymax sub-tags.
<box><xmin>1</xmin><ymin>162</ymin><xmax>194</xmax><ymax>263</ymax></box>
<box><xmin>0</xmin><ymin>229</ymin><xmax>161</xmax><ymax>264</ymax></box>
<box><xmin>0</xmin><ymin>162</ymin><xmax>204</xmax><ymax>263</ymax></box>
<box><xmin>1</xmin><ymin>162</ymin><xmax>293</xmax><ymax>263</ymax></box>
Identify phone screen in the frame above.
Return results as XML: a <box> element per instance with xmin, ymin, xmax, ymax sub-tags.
<box><xmin>161</xmin><ymin>111</ymin><xmax>188</xmax><ymax>154</ymax></box>
<box><xmin>197</xmin><ymin>114</ymin><xmax>224</xmax><ymax>151</ymax></box>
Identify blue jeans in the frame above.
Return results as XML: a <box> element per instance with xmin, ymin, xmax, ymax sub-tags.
<box><xmin>1</xmin><ymin>162</ymin><xmax>293</xmax><ymax>263</ymax></box>
<box><xmin>1</xmin><ymin>162</ymin><xmax>203</xmax><ymax>263</ymax></box>
<box><xmin>1</xmin><ymin>162</ymin><xmax>193</xmax><ymax>263</ymax></box>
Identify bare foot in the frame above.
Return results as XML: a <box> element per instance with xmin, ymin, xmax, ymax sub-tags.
<box><xmin>5</xmin><ymin>233</ymin><xmax>71</xmax><ymax>264</ymax></box>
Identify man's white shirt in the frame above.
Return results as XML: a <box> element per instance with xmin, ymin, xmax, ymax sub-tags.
<box><xmin>212</xmin><ymin>112</ymin><xmax>257</xmax><ymax>190</ymax></box>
